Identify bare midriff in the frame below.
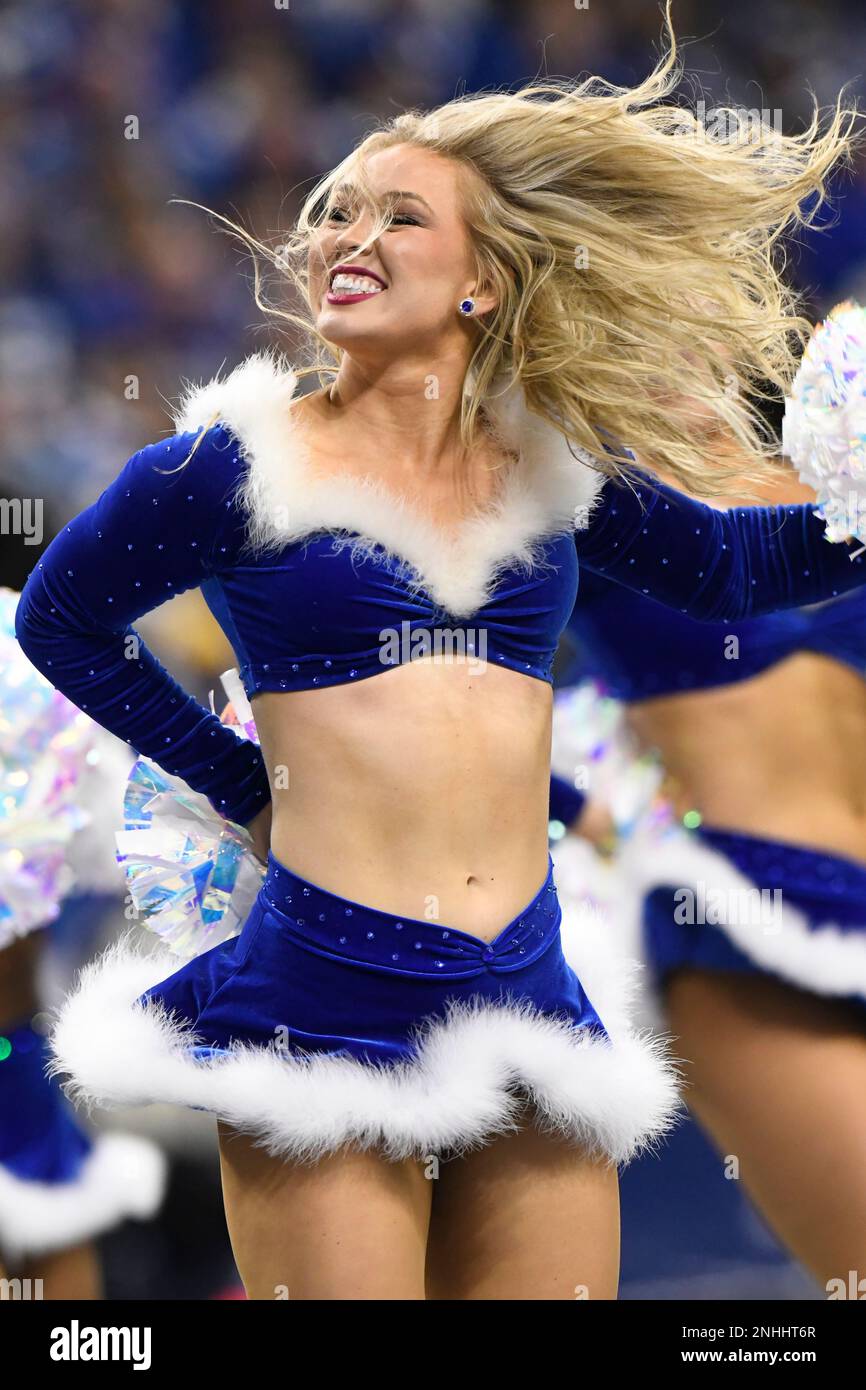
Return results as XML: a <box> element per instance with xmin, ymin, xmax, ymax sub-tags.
<box><xmin>250</xmin><ymin>656</ymin><xmax>553</xmax><ymax>941</ymax></box>
<box><xmin>627</xmin><ymin>652</ymin><xmax>866</xmax><ymax>866</ymax></box>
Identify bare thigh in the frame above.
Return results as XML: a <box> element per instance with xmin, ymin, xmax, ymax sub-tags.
<box><xmin>426</xmin><ymin>1104</ymin><xmax>621</xmax><ymax>1300</ymax></box>
<box><xmin>18</xmin><ymin>1243</ymin><xmax>103</xmax><ymax>1300</ymax></box>
<box><xmin>666</xmin><ymin>969</ymin><xmax>866</xmax><ymax>1286</ymax></box>
<box><xmin>217</xmin><ymin>1121</ymin><xmax>433</xmax><ymax>1300</ymax></box>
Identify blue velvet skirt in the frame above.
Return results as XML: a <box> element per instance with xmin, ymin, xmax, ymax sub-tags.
<box><xmin>47</xmin><ymin>849</ymin><xmax>682</xmax><ymax>1165</ymax></box>
<box><xmin>137</xmin><ymin>850</ymin><xmax>608</xmax><ymax>1063</ymax></box>
<box><xmin>643</xmin><ymin>825</ymin><xmax>866</xmax><ymax>1009</ymax></box>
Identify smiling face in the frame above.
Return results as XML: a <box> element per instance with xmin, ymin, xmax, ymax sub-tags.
<box><xmin>308</xmin><ymin>143</ymin><xmax>497</xmax><ymax>361</ymax></box>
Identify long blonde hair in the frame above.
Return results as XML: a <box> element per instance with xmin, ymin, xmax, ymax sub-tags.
<box><xmin>175</xmin><ymin>2</ymin><xmax>860</xmax><ymax>497</ymax></box>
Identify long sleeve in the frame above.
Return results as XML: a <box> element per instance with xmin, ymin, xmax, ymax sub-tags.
<box><xmin>576</xmin><ymin>473</ymin><xmax>866</xmax><ymax>619</ymax></box>
<box><xmin>549</xmin><ymin>773</ymin><xmax>586</xmax><ymax>827</ymax></box>
<box><xmin>14</xmin><ymin>425</ymin><xmax>272</xmax><ymax>827</ymax></box>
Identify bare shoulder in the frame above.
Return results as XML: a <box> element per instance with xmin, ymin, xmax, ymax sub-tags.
<box><xmin>631</xmin><ymin>448</ymin><xmax>817</xmax><ymax>511</ymax></box>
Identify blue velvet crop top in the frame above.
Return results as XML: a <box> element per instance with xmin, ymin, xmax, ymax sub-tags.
<box><xmin>14</xmin><ymin>356</ymin><xmax>866</xmax><ymax>830</ymax></box>
<box><xmin>561</xmin><ymin>569</ymin><xmax>866</xmax><ymax>701</ymax></box>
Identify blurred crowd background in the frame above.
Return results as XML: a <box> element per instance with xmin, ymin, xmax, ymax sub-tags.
<box><xmin>3</xmin><ymin>0</ymin><xmax>865</xmax><ymax>1299</ymax></box>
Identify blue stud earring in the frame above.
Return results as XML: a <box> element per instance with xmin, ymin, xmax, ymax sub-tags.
<box><xmin>458</xmin><ymin>297</ymin><xmax>476</xmax><ymax>316</ymax></box>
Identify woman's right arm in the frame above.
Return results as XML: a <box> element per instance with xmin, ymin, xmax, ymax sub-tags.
<box><xmin>14</xmin><ymin>425</ymin><xmax>272</xmax><ymax>829</ymax></box>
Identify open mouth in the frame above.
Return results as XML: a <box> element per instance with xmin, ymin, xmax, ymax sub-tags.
<box><xmin>326</xmin><ymin>266</ymin><xmax>387</xmax><ymax>304</ymax></box>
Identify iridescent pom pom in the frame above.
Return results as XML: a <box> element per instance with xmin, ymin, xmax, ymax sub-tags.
<box><xmin>115</xmin><ymin>669</ymin><xmax>266</xmax><ymax>959</ymax></box>
<box><xmin>782</xmin><ymin>300</ymin><xmax>866</xmax><ymax>546</ymax></box>
<box><xmin>0</xmin><ymin>587</ymin><xmax>105</xmax><ymax>944</ymax></box>
<box><xmin>550</xmin><ymin>679</ymin><xmax>670</xmax><ymax>842</ymax></box>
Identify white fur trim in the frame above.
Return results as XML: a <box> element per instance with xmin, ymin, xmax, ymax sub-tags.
<box><xmin>0</xmin><ymin>1132</ymin><xmax>167</xmax><ymax>1263</ymax></box>
<box><xmin>553</xmin><ymin>833</ymin><xmax>671</xmax><ymax>1034</ymax></box>
<box><xmin>47</xmin><ymin>933</ymin><xmax>682</xmax><ymax>1167</ymax></box>
<box><xmin>171</xmin><ymin>350</ymin><xmax>606</xmax><ymax>618</ymax></box>
<box><xmin>615</xmin><ymin>825</ymin><xmax>866</xmax><ymax>1001</ymax></box>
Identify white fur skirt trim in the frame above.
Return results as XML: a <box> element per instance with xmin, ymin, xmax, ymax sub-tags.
<box><xmin>553</xmin><ymin>834</ymin><xmax>671</xmax><ymax>1034</ymax></box>
<box><xmin>554</xmin><ymin>821</ymin><xmax>866</xmax><ymax>1015</ymax></box>
<box><xmin>618</xmin><ymin>825</ymin><xmax>866</xmax><ymax>1001</ymax></box>
<box><xmin>46</xmin><ymin>936</ymin><xmax>683</xmax><ymax>1168</ymax></box>
<box><xmin>0</xmin><ymin>1132</ymin><xmax>167</xmax><ymax>1263</ymax></box>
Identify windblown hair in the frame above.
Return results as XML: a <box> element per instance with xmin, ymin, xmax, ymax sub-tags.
<box><xmin>175</xmin><ymin>2</ymin><xmax>860</xmax><ymax>497</ymax></box>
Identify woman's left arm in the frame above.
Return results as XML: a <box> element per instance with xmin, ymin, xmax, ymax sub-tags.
<box><xmin>575</xmin><ymin>473</ymin><xmax>866</xmax><ymax>620</ymax></box>
<box><xmin>549</xmin><ymin>773</ymin><xmax>586</xmax><ymax>827</ymax></box>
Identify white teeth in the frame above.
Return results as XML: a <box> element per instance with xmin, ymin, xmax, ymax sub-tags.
<box><xmin>330</xmin><ymin>273</ymin><xmax>384</xmax><ymax>294</ymax></box>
